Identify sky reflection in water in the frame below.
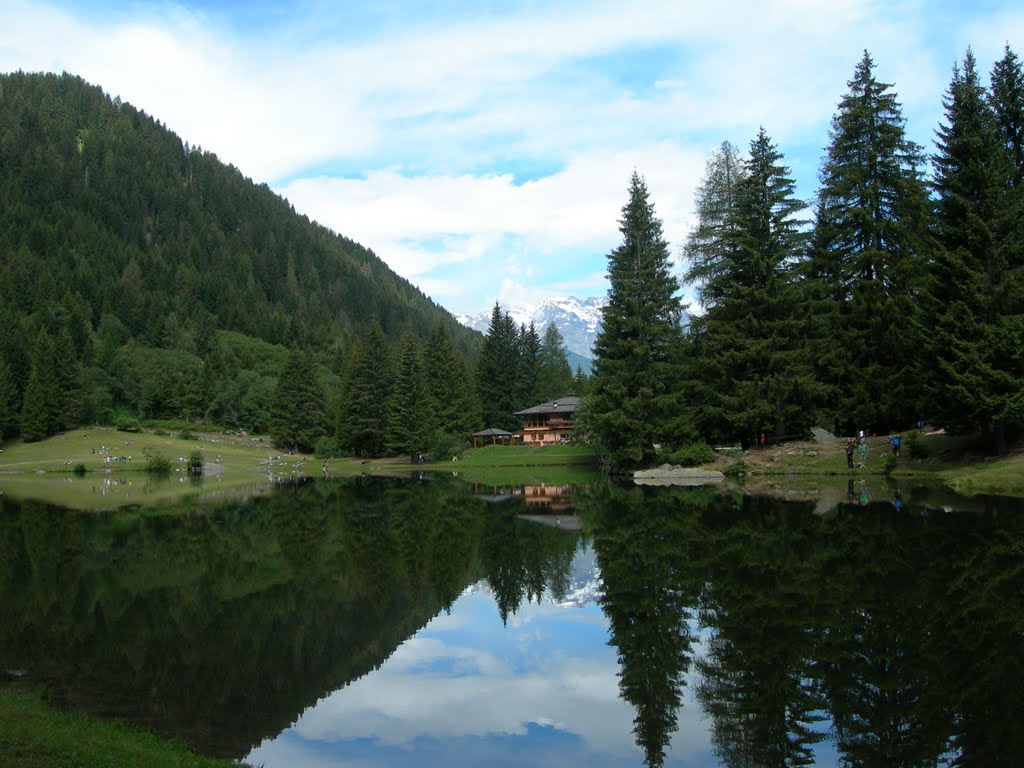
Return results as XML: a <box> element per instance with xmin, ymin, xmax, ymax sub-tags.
<box><xmin>248</xmin><ymin>554</ymin><xmax>719</xmax><ymax>768</ymax></box>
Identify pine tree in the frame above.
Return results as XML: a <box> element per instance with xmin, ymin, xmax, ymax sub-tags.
<box><xmin>590</xmin><ymin>171</ymin><xmax>683</xmax><ymax>467</ymax></box>
<box><xmin>0</xmin><ymin>356</ymin><xmax>17</xmax><ymax>440</ymax></box>
<box><xmin>337</xmin><ymin>324</ymin><xmax>392</xmax><ymax>457</ymax></box>
<box><xmin>386</xmin><ymin>329</ymin><xmax>435</xmax><ymax>458</ymax></box>
<box><xmin>424</xmin><ymin>320</ymin><xmax>481</xmax><ymax>437</ymax></box>
<box><xmin>269</xmin><ymin>346</ymin><xmax>326</xmax><ymax>452</ymax></box>
<box><xmin>537</xmin><ymin>323</ymin><xmax>575</xmax><ymax>401</ymax></box>
<box><xmin>686</xmin><ymin>129</ymin><xmax>818</xmax><ymax>447</ymax></box>
<box><xmin>810</xmin><ymin>51</ymin><xmax>931</xmax><ymax>434</ymax></box>
<box><xmin>928</xmin><ymin>49</ymin><xmax>1024</xmax><ymax>453</ymax></box>
<box><xmin>684</xmin><ymin>140</ymin><xmax>747</xmax><ymax>308</ymax></box>
<box><xmin>514</xmin><ymin>322</ymin><xmax>541</xmax><ymax>410</ymax></box>
<box><xmin>474</xmin><ymin>303</ymin><xmax>520</xmax><ymax>431</ymax></box>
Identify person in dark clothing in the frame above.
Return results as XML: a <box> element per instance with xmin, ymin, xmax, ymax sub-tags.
<box><xmin>891</xmin><ymin>434</ymin><xmax>901</xmax><ymax>458</ymax></box>
<box><xmin>845</xmin><ymin>439</ymin><xmax>855</xmax><ymax>469</ymax></box>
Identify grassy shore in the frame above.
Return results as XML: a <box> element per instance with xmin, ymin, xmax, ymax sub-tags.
<box><xmin>713</xmin><ymin>431</ymin><xmax>1024</xmax><ymax>497</ymax></box>
<box><xmin>0</xmin><ymin>685</ymin><xmax>248</xmax><ymax>768</ymax></box>
<box><xmin>2</xmin><ymin>427</ymin><xmax>1021</xmax><ymax>508</ymax></box>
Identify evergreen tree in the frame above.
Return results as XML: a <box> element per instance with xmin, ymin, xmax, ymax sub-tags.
<box><xmin>514</xmin><ymin>322</ymin><xmax>541</xmax><ymax>409</ymax></box>
<box><xmin>928</xmin><ymin>49</ymin><xmax>1024</xmax><ymax>453</ymax></box>
<box><xmin>52</xmin><ymin>328</ymin><xmax>82</xmax><ymax>430</ymax></box>
<box><xmin>19</xmin><ymin>331</ymin><xmax>60</xmax><ymax>442</ymax></box>
<box><xmin>424</xmin><ymin>320</ymin><xmax>481</xmax><ymax>437</ymax></box>
<box><xmin>684</xmin><ymin>140</ymin><xmax>747</xmax><ymax>308</ymax></box>
<box><xmin>0</xmin><ymin>356</ymin><xmax>17</xmax><ymax>440</ymax></box>
<box><xmin>474</xmin><ymin>303</ymin><xmax>520</xmax><ymax>431</ymax></box>
<box><xmin>684</xmin><ymin>129</ymin><xmax>818</xmax><ymax>447</ymax></box>
<box><xmin>590</xmin><ymin>172</ymin><xmax>683</xmax><ymax>467</ymax></box>
<box><xmin>385</xmin><ymin>329</ymin><xmax>435</xmax><ymax>458</ymax></box>
<box><xmin>810</xmin><ymin>51</ymin><xmax>932</xmax><ymax>434</ymax></box>
<box><xmin>537</xmin><ymin>323</ymin><xmax>575</xmax><ymax>401</ymax></box>
<box><xmin>337</xmin><ymin>324</ymin><xmax>392</xmax><ymax>457</ymax></box>
<box><xmin>269</xmin><ymin>346</ymin><xmax>326</xmax><ymax>452</ymax></box>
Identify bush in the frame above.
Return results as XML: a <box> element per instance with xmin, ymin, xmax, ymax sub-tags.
<box><xmin>178</xmin><ymin>428</ymin><xmax>196</xmax><ymax>441</ymax></box>
<box><xmin>314</xmin><ymin>436</ymin><xmax>344</xmax><ymax>459</ymax></box>
<box><xmin>187</xmin><ymin>449</ymin><xmax>204</xmax><ymax>475</ymax></box>
<box><xmin>430</xmin><ymin>433</ymin><xmax>469</xmax><ymax>462</ymax></box>
<box><xmin>142</xmin><ymin>447</ymin><xmax>171</xmax><ymax>475</ymax></box>
<box><xmin>115</xmin><ymin>415</ymin><xmax>140</xmax><ymax>433</ymax></box>
<box><xmin>907</xmin><ymin>432</ymin><xmax>930</xmax><ymax>459</ymax></box>
<box><xmin>664</xmin><ymin>441</ymin><xmax>717</xmax><ymax>467</ymax></box>
<box><xmin>72</xmin><ymin>463</ymin><xmax>88</xmax><ymax>476</ymax></box>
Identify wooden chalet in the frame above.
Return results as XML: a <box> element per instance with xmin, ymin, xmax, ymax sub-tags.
<box><xmin>513</xmin><ymin>395</ymin><xmax>579</xmax><ymax>445</ymax></box>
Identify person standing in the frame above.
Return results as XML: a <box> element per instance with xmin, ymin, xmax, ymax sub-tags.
<box><xmin>858</xmin><ymin>438</ymin><xmax>868</xmax><ymax>468</ymax></box>
<box><xmin>845</xmin><ymin>439</ymin><xmax>855</xmax><ymax>469</ymax></box>
<box><xmin>891</xmin><ymin>434</ymin><xmax>901</xmax><ymax>458</ymax></box>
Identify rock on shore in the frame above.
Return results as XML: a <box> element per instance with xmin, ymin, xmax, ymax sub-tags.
<box><xmin>634</xmin><ymin>465</ymin><xmax>725</xmax><ymax>486</ymax></box>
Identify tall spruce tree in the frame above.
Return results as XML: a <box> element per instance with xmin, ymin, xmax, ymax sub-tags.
<box><xmin>514</xmin><ymin>322</ymin><xmax>541</xmax><ymax>410</ymax></box>
<box><xmin>337</xmin><ymin>324</ymin><xmax>392</xmax><ymax>457</ymax></box>
<box><xmin>0</xmin><ymin>356</ymin><xmax>18</xmax><ymax>440</ymax></box>
<box><xmin>810</xmin><ymin>51</ymin><xmax>931</xmax><ymax>434</ymax></box>
<box><xmin>269</xmin><ymin>345</ymin><xmax>326</xmax><ymax>452</ymax></box>
<box><xmin>424</xmin><ymin>320</ymin><xmax>481</xmax><ymax>438</ymax></box>
<box><xmin>475</xmin><ymin>303</ymin><xmax>520</xmax><ymax>431</ymax></box>
<box><xmin>928</xmin><ymin>50</ymin><xmax>1024</xmax><ymax>453</ymax></box>
<box><xmin>537</xmin><ymin>323</ymin><xmax>575</xmax><ymax>401</ymax></box>
<box><xmin>684</xmin><ymin>140</ymin><xmax>747</xmax><ymax>308</ymax></box>
<box><xmin>685</xmin><ymin>129</ymin><xmax>817</xmax><ymax>447</ymax></box>
<box><xmin>590</xmin><ymin>171</ymin><xmax>683</xmax><ymax>467</ymax></box>
<box><xmin>385</xmin><ymin>329</ymin><xmax>435</xmax><ymax>459</ymax></box>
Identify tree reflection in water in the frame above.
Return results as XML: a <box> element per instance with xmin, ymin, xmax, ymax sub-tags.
<box><xmin>1</xmin><ymin>478</ymin><xmax>1022</xmax><ymax>766</ymax></box>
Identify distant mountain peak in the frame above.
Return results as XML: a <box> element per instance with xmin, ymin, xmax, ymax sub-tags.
<box><xmin>457</xmin><ymin>295</ymin><xmax>607</xmax><ymax>360</ymax></box>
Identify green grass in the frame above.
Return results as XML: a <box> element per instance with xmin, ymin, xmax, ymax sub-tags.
<box><xmin>0</xmin><ymin>427</ymin><xmax>309</xmax><ymax>510</ymax></box>
<box><xmin>0</xmin><ymin>686</ymin><xmax>248</xmax><ymax>768</ymax></box>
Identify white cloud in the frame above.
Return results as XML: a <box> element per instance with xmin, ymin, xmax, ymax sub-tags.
<box><xmin>3</xmin><ymin>0</ymin><xmax>1021</xmax><ymax>316</ymax></box>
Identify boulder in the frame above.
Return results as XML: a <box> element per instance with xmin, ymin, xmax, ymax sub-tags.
<box><xmin>634</xmin><ymin>466</ymin><xmax>725</xmax><ymax>486</ymax></box>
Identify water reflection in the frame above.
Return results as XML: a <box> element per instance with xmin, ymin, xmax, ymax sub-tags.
<box><xmin>1</xmin><ymin>478</ymin><xmax>1022</xmax><ymax>766</ymax></box>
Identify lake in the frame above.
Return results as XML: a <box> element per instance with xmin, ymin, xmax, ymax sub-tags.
<box><xmin>1</xmin><ymin>474</ymin><xmax>1022</xmax><ymax>767</ymax></box>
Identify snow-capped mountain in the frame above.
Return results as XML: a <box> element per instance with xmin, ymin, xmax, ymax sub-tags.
<box><xmin>457</xmin><ymin>296</ymin><xmax>607</xmax><ymax>360</ymax></box>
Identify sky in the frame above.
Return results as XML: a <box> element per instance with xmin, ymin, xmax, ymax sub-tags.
<box><xmin>2</xmin><ymin>1</ymin><xmax>1023</xmax><ymax>318</ymax></box>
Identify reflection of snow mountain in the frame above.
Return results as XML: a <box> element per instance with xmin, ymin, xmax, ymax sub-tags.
<box><xmin>557</xmin><ymin>542</ymin><xmax>602</xmax><ymax>608</ymax></box>
<box><xmin>458</xmin><ymin>296</ymin><xmax>607</xmax><ymax>362</ymax></box>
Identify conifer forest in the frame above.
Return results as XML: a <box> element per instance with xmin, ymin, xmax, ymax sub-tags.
<box><xmin>2</xmin><ymin>47</ymin><xmax>1023</xmax><ymax>465</ymax></box>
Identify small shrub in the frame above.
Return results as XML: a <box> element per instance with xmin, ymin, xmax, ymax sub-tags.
<box><xmin>883</xmin><ymin>454</ymin><xmax>898</xmax><ymax>475</ymax></box>
<box><xmin>315</xmin><ymin>436</ymin><xmax>344</xmax><ymax>459</ymax></box>
<box><xmin>115</xmin><ymin>415</ymin><xmax>140</xmax><ymax>433</ymax></box>
<box><xmin>179</xmin><ymin>428</ymin><xmax>196</xmax><ymax>441</ymax></box>
<box><xmin>153</xmin><ymin>428</ymin><xmax>169</xmax><ymax>437</ymax></box>
<box><xmin>143</xmin><ymin>447</ymin><xmax>171</xmax><ymax>475</ymax></box>
<box><xmin>72</xmin><ymin>463</ymin><xmax>88</xmax><ymax>476</ymax></box>
<box><xmin>187</xmin><ymin>449</ymin><xmax>204</xmax><ymax>475</ymax></box>
<box><xmin>907</xmin><ymin>432</ymin><xmax>930</xmax><ymax>459</ymax></box>
<box><xmin>431</xmin><ymin>433</ymin><xmax>469</xmax><ymax>462</ymax></box>
<box><xmin>665</xmin><ymin>441</ymin><xmax>717</xmax><ymax>467</ymax></box>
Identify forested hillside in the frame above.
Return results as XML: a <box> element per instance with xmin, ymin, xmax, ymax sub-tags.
<box><xmin>0</xmin><ymin>71</ymin><xmax>481</xmax><ymax>445</ymax></box>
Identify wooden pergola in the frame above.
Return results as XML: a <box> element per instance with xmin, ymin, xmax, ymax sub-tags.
<box><xmin>472</xmin><ymin>428</ymin><xmax>514</xmax><ymax>448</ymax></box>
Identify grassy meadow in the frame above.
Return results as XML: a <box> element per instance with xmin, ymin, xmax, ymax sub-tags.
<box><xmin>0</xmin><ymin>685</ymin><xmax>249</xmax><ymax>768</ymax></box>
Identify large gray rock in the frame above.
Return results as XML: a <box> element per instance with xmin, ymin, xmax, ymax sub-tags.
<box><xmin>810</xmin><ymin>427</ymin><xmax>839</xmax><ymax>444</ymax></box>
<box><xmin>634</xmin><ymin>466</ymin><xmax>725</xmax><ymax>486</ymax></box>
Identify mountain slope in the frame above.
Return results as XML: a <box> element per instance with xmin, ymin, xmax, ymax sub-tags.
<box><xmin>0</xmin><ymin>71</ymin><xmax>478</xmax><ymax>358</ymax></box>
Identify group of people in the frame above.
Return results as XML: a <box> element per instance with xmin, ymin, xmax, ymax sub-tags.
<box><xmin>844</xmin><ymin>431</ymin><xmax>902</xmax><ymax>468</ymax></box>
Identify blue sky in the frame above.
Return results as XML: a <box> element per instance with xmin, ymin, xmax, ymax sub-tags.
<box><xmin>2</xmin><ymin>1</ymin><xmax>1022</xmax><ymax>317</ymax></box>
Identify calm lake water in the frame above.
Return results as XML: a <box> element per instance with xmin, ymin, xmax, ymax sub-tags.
<box><xmin>1</xmin><ymin>475</ymin><xmax>1023</xmax><ymax>767</ymax></box>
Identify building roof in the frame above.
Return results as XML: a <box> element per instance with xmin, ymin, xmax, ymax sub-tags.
<box><xmin>513</xmin><ymin>395</ymin><xmax>580</xmax><ymax>417</ymax></box>
<box><xmin>472</xmin><ymin>428</ymin><xmax>514</xmax><ymax>437</ymax></box>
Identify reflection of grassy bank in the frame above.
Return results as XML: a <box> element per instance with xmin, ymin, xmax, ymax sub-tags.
<box><xmin>0</xmin><ymin>686</ymin><xmax>249</xmax><ymax>768</ymax></box>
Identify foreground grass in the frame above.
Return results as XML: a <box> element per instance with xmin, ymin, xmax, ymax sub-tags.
<box><xmin>0</xmin><ymin>686</ymin><xmax>248</xmax><ymax>768</ymax></box>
